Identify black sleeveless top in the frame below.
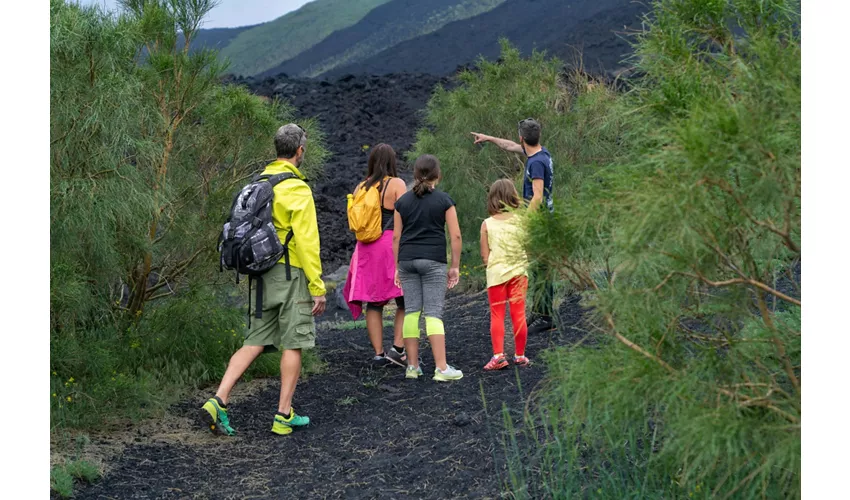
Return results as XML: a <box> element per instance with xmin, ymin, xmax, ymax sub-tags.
<box><xmin>379</xmin><ymin>179</ymin><xmax>395</xmax><ymax>231</ymax></box>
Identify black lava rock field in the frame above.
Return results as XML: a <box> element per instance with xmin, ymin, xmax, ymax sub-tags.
<box><xmin>239</xmin><ymin>72</ymin><xmax>452</xmax><ymax>274</ymax></box>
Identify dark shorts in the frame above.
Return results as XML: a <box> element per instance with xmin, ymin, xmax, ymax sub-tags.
<box><xmin>366</xmin><ymin>296</ymin><xmax>405</xmax><ymax>312</ymax></box>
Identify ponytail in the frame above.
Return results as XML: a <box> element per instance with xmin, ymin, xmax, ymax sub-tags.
<box><xmin>412</xmin><ymin>179</ymin><xmax>434</xmax><ymax>197</ymax></box>
<box><xmin>412</xmin><ymin>154</ymin><xmax>441</xmax><ymax>198</ymax></box>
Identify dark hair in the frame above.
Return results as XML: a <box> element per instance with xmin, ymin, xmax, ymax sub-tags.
<box><xmin>518</xmin><ymin>118</ymin><xmax>541</xmax><ymax>146</ymax></box>
<box><xmin>487</xmin><ymin>179</ymin><xmax>521</xmax><ymax>215</ymax></box>
<box><xmin>363</xmin><ymin>143</ymin><xmax>397</xmax><ymax>190</ymax></box>
<box><xmin>275</xmin><ymin>123</ymin><xmax>307</xmax><ymax>158</ymax></box>
<box><xmin>412</xmin><ymin>154</ymin><xmax>441</xmax><ymax>197</ymax></box>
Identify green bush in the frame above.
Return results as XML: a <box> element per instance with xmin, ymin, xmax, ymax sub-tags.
<box><xmin>50</xmin><ymin>290</ymin><xmax>282</xmax><ymax>429</ymax></box>
<box><xmin>50</xmin><ymin>467</ymin><xmax>75</xmax><ymax>498</ymax></box>
<box><xmin>50</xmin><ymin>0</ymin><xmax>327</xmax><ymax>434</ymax></box>
<box><xmin>416</xmin><ymin>1</ymin><xmax>800</xmax><ymax>498</ymax></box>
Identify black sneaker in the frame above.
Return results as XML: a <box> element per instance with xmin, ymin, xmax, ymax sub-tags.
<box><xmin>385</xmin><ymin>348</ymin><xmax>407</xmax><ymax>367</ymax></box>
<box><xmin>527</xmin><ymin>316</ymin><xmax>556</xmax><ymax>336</ymax></box>
<box><xmin>369</xmin><ymin>353</ymin><xmax>392</xmax><ymax>367</ymax></box>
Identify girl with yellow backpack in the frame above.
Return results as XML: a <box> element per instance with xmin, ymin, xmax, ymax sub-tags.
<box><xmin>343</xmin><ymin>144</ymin><xmax>408</xmax><ymax>367</ymax></box>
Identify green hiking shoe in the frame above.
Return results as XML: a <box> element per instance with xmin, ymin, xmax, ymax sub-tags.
<box><xmin>272</xmin><ymin>409</ymin><xmax>310</xmax><ymax>436</ymax></box>
<box><xmin>200</xmin><ymin>397</ymin><xmax>235</xmax><ymax>436</ymax></box>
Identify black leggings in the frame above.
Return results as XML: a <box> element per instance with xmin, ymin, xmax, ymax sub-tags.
<box><xmin>365</xmin><ymin>296</ymin><xmax>405</xmax><ymax>312</ymax></box>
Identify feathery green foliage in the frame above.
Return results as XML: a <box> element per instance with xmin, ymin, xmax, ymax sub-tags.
<box><xmin>415</xmin><ymin>1</ymin><xmax>800</xmax><ymax>497</ymax></box>
<box><xmin>50</xmin><ymin>0</ymin><xmax>328</xmax><ymax>435</ymax></box>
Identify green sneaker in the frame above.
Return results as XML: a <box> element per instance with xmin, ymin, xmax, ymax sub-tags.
<box><xmin>433</xmin><ymin>364</ymin><xmax>464</xmax><ymax>382</ymax></box>
<box><xmin>272</xmin><ymin>409</ymin><xmax>310</xmax><ymax>435</ymax></box>
<box><xmin>200</xmin><ymin>397</ymin><xmax>235</xmax><ymax>436</ymax></box>
<box><xmin>405</xmin><ymin>365</ymin><xmax>424</xmax><ymax>379</ymax></box>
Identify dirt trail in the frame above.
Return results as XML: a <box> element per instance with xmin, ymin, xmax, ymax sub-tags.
<box><xmin>75</xmin><ymin>292</ymin><xmax>584</xmax><ymax>499</ymax></box>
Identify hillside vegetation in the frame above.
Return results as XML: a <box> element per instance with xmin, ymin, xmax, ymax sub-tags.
<box><xmin>186</xmin><ymin>24</ymin><xmax>256</xmax><ymax>53</ymax></box>
<box><xmin>414</xmin><ymin>0</ymin><xmax>801</xmax><ymax>496</ymax></box>
<box><xmin>218</xmin><ymin>0</ymin><xmax>393</xmax><ymax>77</ymax></box>
<box><xmin>261</xmin><ymin>0</ymin><xmax>507</xmax><ymax>78</ymax></box>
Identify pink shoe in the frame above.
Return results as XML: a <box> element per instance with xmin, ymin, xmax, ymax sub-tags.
<box><xmin>483</xmin><ymin>356</ymin><xmax>509</xmax><ymax>371</ymax></box>
<box><xmin>513</xmin><ymin>355</ymin><xmax>530</xmax><ymax>367</ymax></box>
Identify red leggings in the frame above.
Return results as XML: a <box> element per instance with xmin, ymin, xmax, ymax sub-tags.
<box><xmin>487</xmin><ymin>276</ymin><xmax>528</xmax><ymax>357</ymax></box>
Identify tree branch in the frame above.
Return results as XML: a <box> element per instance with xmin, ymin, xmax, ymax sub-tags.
<box><xmin>755</xmin><ymin>291</ymin><xmax>801</xmax><ymax>395</ymax></box>
<box><xmin>143</xmin><ymin>248</ymin><xmax>204</xmax><ymax>300</ymax></box>
<box><xmin>702</xmin><ymin>178</ymin><xmax>799</xmax><ymax>253</ymax></box>
<box><xmin>678</xmin><ymin>271</ymin><xmax>800</xmax><ymax>307</ymax></box>
<box><xmin>148</xmin><ymin>290</ymin><xmax>176</xmax><ymax>301</ymax></box>
<box><xmin>605</xmin><ymin>314</ymin><xmax>676</xmax><ymax>374</ymax></box>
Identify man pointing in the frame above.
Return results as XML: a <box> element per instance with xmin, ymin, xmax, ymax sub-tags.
<box><xmin>471</xmin><ymin>118</ymin><xmax>556</xmax><ymax>335</ymax></box>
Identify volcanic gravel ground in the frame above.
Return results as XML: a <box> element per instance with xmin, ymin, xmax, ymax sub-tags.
<box><xmin>240</xmin><ymin>73</ymin><xmax>453</xmax><ymax>272</ymax></box>
<box><xmin>74</xmin><ymin>292</ymin><xmax>585</xmax><ymax>499</ymax></box>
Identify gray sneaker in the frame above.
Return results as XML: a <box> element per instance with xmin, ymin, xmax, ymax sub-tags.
<box><xmin>433</xmin><ymin>364</ymin><xmax>463</xmax><ymax>382</ymax></box>
<box><xmin>405</xmin><ymin>365</ymin><xmax>424</xmax><ymax>379</ymax></box>
<box><xmin>385</xmin><ymin>348</ymin><xmax>407</xmax><ymax>367</ymax></box>
<box><xmin>369</xmin><ymin>354</ymin><xmax>392</xmax><ymax>367</ymax></box>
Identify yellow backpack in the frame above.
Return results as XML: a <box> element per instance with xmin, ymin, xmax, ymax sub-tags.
<box><xmin>347</xmin><ymin>177</ymin><xmax>389</xmax><ymax>243</ymax></box>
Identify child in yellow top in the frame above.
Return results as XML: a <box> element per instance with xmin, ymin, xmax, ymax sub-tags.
<box><xmin>479</xmin><ymin>179</ymin><xmax>530</xmax><ymax>370</ymax></box>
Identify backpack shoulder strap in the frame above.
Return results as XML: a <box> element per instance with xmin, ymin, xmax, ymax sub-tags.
<box><xmin>266</xmin><ymin>172</ymin><xmax>297</xmax><ymax>187</ymax></box>
<box><xmin>380</xmin><ymin>177</ymin><xmax>392</xmax><ymax>206</ymax></box>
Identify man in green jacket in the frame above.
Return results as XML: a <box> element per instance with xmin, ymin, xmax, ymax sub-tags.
<box><xmin>201</xmin><ymin>123</ymin><xmax>327</xmax><ymax>436</ymax></box>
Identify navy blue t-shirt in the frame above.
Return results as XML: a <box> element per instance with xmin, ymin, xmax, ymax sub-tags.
<box><xmin>522</xmin><ymin>147</ymin><xmax>554</xmax><ymax>213</ymax></box>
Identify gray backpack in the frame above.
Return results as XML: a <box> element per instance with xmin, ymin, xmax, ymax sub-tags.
<box><xmin>219</xmin><ymin>172</ymin><xmax>301</xmax><ymax>324</ymax></box>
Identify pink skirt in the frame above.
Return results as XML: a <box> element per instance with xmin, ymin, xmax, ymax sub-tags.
<box><xmin>342</xmin><ymin>230</ymin><xmax>403</xmax><ymax>319</ymax></box>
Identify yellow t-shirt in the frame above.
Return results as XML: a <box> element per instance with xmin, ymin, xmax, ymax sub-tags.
<box><xmin>485</xmin><ymin>214</ymin><xmax>529</xmax><ymax>288</ymax></box>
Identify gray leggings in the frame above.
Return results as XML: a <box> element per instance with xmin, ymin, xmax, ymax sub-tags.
<box><xmin>397</xmin><ymin>259</ymin><xmax>447</xmax><ymax>320</ymax></box>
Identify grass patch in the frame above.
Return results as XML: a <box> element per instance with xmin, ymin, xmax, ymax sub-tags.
<box><xmin>50</xmin><ymin>459</ymin><xmax>101</xmax><ymax>498</ymax></box>
<box><xmin>336</xmin><ymin>396</ymin><xmax>359</xmax><ymax>406</ymax></box>
<box><xmin>328</xmin><ymin>319</ymin><xmax>394</xmax><ymax>331</ymax></box>
<box><xmin>301</xmin><ymin>348</ymin><xmax>327</xmax><ymax>377</ymax></box>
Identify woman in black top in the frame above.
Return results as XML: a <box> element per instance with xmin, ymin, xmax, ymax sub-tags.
<box><xmin>393</xmin><ymin>155</ymin><xmax>464</xmax><ymax>382</ymax></box>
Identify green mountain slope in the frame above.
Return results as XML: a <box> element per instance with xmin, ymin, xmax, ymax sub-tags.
<box><xmin>218</xmin><ymin>0</ymin><xmax>393</xmax><ymax>77</ymax></box>
<box><xmin>268</xmin><ymin>0</ymin><xmax>507</xmax><ymax>78</ymax></box>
